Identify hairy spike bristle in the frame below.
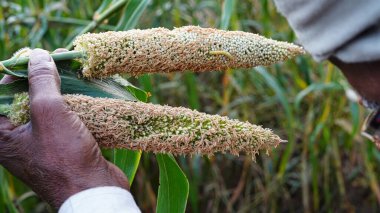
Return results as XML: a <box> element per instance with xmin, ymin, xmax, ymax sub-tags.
<box><xmin>73</xmin><ymin>26</ymin><xmax>305</xmax><ymax>78</ymax></box>
<box><xmin>12</xmin><ymin>47</ymin><xmax>32</xmax><ymax>58</ymax></box>
<box><xmin>9</xmin><ymin>93</ymin><xmax>281</xmax><ymax>159</ymax></box>
<box><xmin>9</xmin><ymin>93</ymin><xmax>30</xmax><ymax>125</ymax></box>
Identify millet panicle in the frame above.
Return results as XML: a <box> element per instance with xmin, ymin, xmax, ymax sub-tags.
<box><xmin>73</xmin><ymin>26</ymin><xmax>305</xmax><ymax>78</ymax></box>
<box><xmin>8</xmin><ymin>93</ymin><xmax>282</xmax><ymax>159</ymax></box>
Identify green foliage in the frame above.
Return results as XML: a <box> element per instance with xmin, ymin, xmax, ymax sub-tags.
<box><xmin>115</xmin><ymin>0</ymin><xmax>150</xmax><ymax>31</ymax></box>
<box><xmin>220</xmin><ymin>0</ymin><xmax>235</xmax><ymax>30</ymax></box>
<box><xmin>0</xmin><ymin>79</ymin><xmax>28</xmax><ymax>105</ymax></box>
<box><xmin>0</xmin><ymin>63</ymin><xmax>139</xmax><ymax>104</ymax></box>
<box><xmin>1</xmin><ymin>0</ymin><xmax>380</xmax><ymax>212</ymax></box>
<box><xmin>0</xmin><ymin>168</ymin><xmax>18</xmax><ymax>213</ymax></box>
<box><xmin>156</xmin><ymin>154</ymin><xmax>189</xmax><ymax>213</ymax></box>
<box><xmin>113</xmin><ymin>149</ymin><xmax>142</xmax><ymax>185</ymax></box>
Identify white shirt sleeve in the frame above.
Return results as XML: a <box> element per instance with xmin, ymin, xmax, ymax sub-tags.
<box><xmin>58</xmin><ymin>186</ymin><xmax>141</xmax><ymax>213</ymax></box>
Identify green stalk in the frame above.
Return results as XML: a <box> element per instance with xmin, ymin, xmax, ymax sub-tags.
<box><xmin>0</xmin><ymin>51</ymin><xmax>84</xmax><ymax>77</ymax></box>
<box><xmin>65</xmin><ymin>0</ymin><xmax>128</xmax><ymax>50</ymax></box>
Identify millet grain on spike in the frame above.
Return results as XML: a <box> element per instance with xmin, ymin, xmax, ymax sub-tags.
<box><xmin>73</xmin><ymin>26</ymin><xmax>305</xmax><ymax>78</ymax></box>
<box><xmin>9</xmin><ymin>93</ymin><xmax>281</xmax><ymax>158</ymax></box>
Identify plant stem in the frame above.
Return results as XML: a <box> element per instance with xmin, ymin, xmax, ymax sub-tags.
<box><xmin>65</xmin><ymin>0</ymin><xmax>128</xmax><ymax>50</ymax></box>
<box><xmin>0</xmin><ymin>51</ymin><xmax>84</xmax><ymax>76</ymax></box>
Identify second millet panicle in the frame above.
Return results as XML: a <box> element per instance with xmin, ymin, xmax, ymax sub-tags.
<box><xmin>7</xmin><ymin>93</ymin><xmax>282</xmax><ymax>159</ymax></box>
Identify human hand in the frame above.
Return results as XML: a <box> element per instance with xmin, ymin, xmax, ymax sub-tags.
<box><xmin>330</xmin><ymin>58</ymin><xmax>380</xmax><ymax>149</ymax></box>
<box><xmin>330</xmin><ymin>57</ymin><xmax>380</xmax><ymax>104</ymax></box>
<box><xmin>0</xmin><ymin>49</ymin><xmax>129</xmax><ymax>209</ymax></box>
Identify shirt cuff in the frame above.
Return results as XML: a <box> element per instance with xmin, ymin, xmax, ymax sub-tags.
<box><xmin>58</xmin><ymin>186</ymin><xmax>141</xmax><ymax>213</ymax></box>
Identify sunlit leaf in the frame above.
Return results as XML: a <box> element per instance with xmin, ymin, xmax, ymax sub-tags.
<box><xmin>113</xmin><ymin>149</ymin><xmax>142</xmax><ymax>185</ymax></box>
<box><xmin>294</xmin><ymin>82</ymin><xmax>343</xmax><ymax>110</ymax></box>
<box><xmin>116</xmin><ymin>0</ymin><xmax>150</xmax><ymax>31</ymax></box>
<box><xmin>220</xmin><ymin>0</ymin><xmax>235</xmax><ymax>30</ymax></box>
<box><xmin>112</xmin><ymin>75</ymin><xmax>148</xmax><ymax>102</ymax></box>
<box><xmin>156</xmin><ymin>154</ymin><xmax>189</xmax><ymax>213</ymax></box>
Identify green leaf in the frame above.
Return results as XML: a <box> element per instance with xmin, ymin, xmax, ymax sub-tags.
<box><xmin>156</xmin><ymin>154</ymin><xmax>189</xmax><ymax>213</ymax></box>
<box><xmin>0</xmin><ymin>70</ymin><xmax>137</xmax><ymax>104</ymax></box>
<box><xmin>184</xmin><ymin>72</ymin><xmax>200</xmax><ymax>110</ymax></box>
<box><xmin>112</xmin><ymin>75</ymin><xmax>148</xmax><ymax>102</ymax></box>
<box><xmin>254</xmin><ymin>67</ymin><xmax>292</xmax><ymax>122</ymax></box>
<box><xmin>61</xmin><ymin>75</ymin><xmax>137</xmax><ymax>100</ymax></box>
<box><xmin>294</xmin><ymin>82</ymin><xmax>343</xmax><ymax>110</ymax></box>
<box><xmin>94</xmin><ymin>0</ymin><xmax>114</xmax><ymax>15</ymax></box>
<box><xmin>220</xmin><ymin>0</ymin><xmax>235</xmax><ymax>30</ymax></box>
<box><xmin>0</xmin><ymin>61</ymin><xmax>139</xmax><ymax>105</ymax></box>
<box><xmin>0</xmin><ymin>168</ymin><xmax>18</xmax><ymax>213</ymax></box>
<box><xmin>115</xmin><ymin>0</ymin><xmax>150</xmax><ymax>31</ymax></box>
<box><xmin>29</xmin><ymin>15</ymin><xmax>48</xmax><ymax>48</ymax></box>
<box><xmin>0</xmin><ymin>79</ymin><xmax>28</xmax><ymax>103</ymax></box>
<box><xmin>254</xmin><ymin>67</ymin><xmax>295</xmax><ymax>179</ymax></box>
<box><xmin>138</xmin><ymin>74</ymin><xmax>158</xmax><ymax>103</ymax></box>
<box><xmin>113</xmin><ymin>149</ymin><xmax>142</xmax><ymax>185</ymax></box>
<box><xmin>58</xmin><ymin>61</ymin><xmax>138</xmax><ymax>100</ymax></box>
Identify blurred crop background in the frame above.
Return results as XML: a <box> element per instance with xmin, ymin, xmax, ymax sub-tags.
<box><xmin>1</xmin><ymin>0</ymin><xmax>380</xmax><ymax>212</ymax></box>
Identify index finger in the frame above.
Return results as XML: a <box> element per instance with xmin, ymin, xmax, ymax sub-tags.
<box><xmin>28</xmin><ymin>48</ymin><xmax>61</xmax><ymax>100</ymax></box>
<box><xmin>0</xmin><ymin>75</ymin><xmax>19</xmax><ymax>84</ymax></box>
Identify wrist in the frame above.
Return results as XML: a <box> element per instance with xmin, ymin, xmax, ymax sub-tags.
<box><xmin>49</xmin><ymin>161</ymin><xmax>129</xmax><ymax>209</ymax></box>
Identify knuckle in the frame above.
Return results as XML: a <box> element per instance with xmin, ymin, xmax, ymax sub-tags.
<box><xmin>29</xmin><ymin>62</ymin><xmax>57</xmax><ymax>77</ymax></box>
<box><xmin>0</xmin><ymin>133</ymin><xmax>15</xmax><ymax>163</ymax></box>
<box><xmin>28</xmin><ymin>62</ymin><xmax>61</xmax><ymax>89</ymax></box>
<box><xmin>29</xmin><ymin>75</ymin><xmax>60</xmax><ymax>88</ymax></box>
<box><xmin>0</xmin><ymin>117</ymin><xmax>14</xmax><ymax>130</ymax></box>
<box><xmin>30</xmin><ymin>96</ymin><xmax>66</xmax><ymax>115</ymax></box>
<box><xmin>0</xmin><ymin>126</ymin><xmax>30</xmax><ymax>165</ymax></box>
<box><xmin>0</xmin><ymin>130</ymin><xmax>11</xmax><ymax>142</ymax></box>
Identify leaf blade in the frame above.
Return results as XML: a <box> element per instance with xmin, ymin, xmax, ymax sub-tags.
<box><xmin>116</xmin><ymin>0</ymin><xmax>150</xmax><ymax>31</ymax></box>
<box><xmin>156</xmin><ymin>154</ymin><xmax>189</xmax><ymax>213</ymax></box>
<box><xmin>220</xmin><ymin>0</ymin><xmax>236</xmax><ymax>30</ymax></box>
<box><xmin>113</xmin><ymin>149</ymin><xmax>142</xmax><ymax>185</ymax></box>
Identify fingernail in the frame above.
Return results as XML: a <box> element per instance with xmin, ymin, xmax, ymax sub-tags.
<box><xmin>29</xmin><ymin>49</ymin><xmax>52</xmax><ymax>66</ymax></box>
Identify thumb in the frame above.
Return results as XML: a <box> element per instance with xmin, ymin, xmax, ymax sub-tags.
<box><xmin>0</xmin><ymin>116</ymin><xmax>14</xmax><ymax>131</ymax></box>
<box><xmin>28</xmin><ymin>48</ymin><xmax>61</xmax><ymax>101</ymax></box>
<box><xmin>28</xmin><ymin>49</ymin><xmax>66</xmax><ymax>125</ymax></box>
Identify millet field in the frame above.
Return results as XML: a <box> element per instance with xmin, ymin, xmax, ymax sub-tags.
<box><xmin>1</xmin><ymin>0</ymin><xmax>380</xmax><ymax>212</ymax></box>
